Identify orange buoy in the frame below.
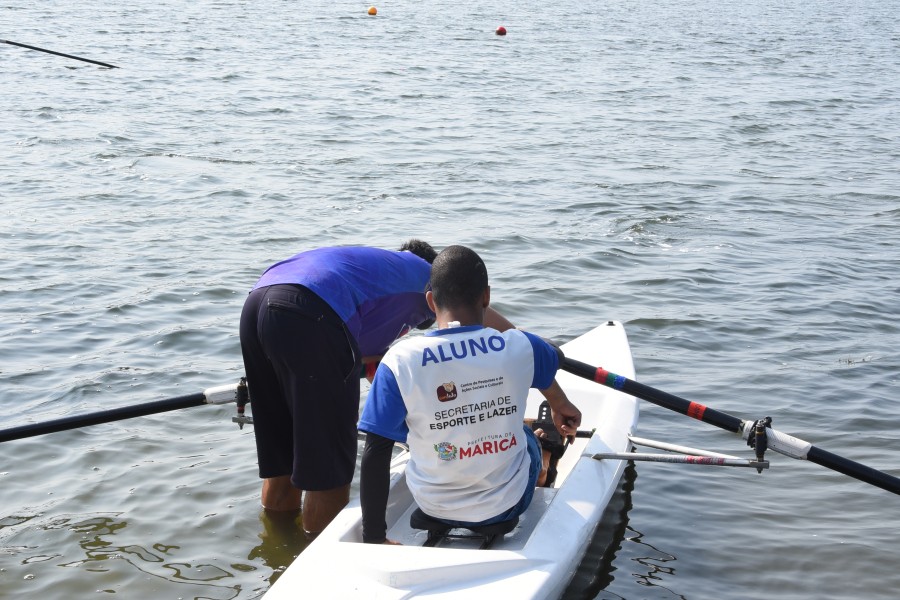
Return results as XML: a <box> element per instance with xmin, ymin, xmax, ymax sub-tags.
<box><xmin>368</xmin><ymin>6</ymin><xmax>377</xmax><ymax>15</ymax></box>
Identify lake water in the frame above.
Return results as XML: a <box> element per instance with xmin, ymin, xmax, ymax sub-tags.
<box><xmin>1</xmin><ymin>0</ymin><xmax>898</xmax><ymax>598</ymax></box>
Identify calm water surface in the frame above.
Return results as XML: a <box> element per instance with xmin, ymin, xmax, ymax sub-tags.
<box><xmin>1</xmin><ymin>0</ymin><xmax>898</xmax><ymax>598</ymax></box>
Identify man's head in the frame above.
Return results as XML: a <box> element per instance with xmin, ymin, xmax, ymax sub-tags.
<box><xmin>429</xmin><ymin>245</ymin><xmax>489</xmax><ymax>311</ymax></box>
<box><xmin>399</xmin><ymin>239</ymin><xmax>438</xmax><ymax>264</ymax></box>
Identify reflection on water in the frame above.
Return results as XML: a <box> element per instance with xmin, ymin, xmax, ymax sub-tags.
<box><xmin>627</xmin><ymin>527</ymin><xmax>683</xmax><ymax>598</ymax></box>
<box><xmin>247</xmin><ymin>510</ymin><xmax>310</xmax><ymax>588</ymax></box>
<box><xmin>564</xmin><ymin>463</ymin><xmax>638</xmax><ymax>599</ymax></box>
<box><xmin>1</xmin><ymin>511</ymin><xmax>246</xmax><ymax>599</ymax></box>
<box><xmin>564</xmin><ymin>463</ymin><xmax>686</xmax><ymax>600</ymax></box>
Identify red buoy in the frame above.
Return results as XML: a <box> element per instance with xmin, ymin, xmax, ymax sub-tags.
<box><xmin>495</xmin><ymin>26</ymin><xmax>507</xmax><ymax>36</ymax></box>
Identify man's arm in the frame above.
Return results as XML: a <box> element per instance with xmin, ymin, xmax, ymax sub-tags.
<box><xmin>526</xmin><ymin>333</ymin><xmax>582</xmax><ymax>440</ymax></box>
<box><xmin>484</xmin><ymin>306</ymin><xmax>516</xmax><ymax>332</ymax></box>
<box><xmin>361</xmin><ymin>355</ymin><xmax>384</xmax><ymax>383</ymax></box>
<box><xmin>360</xmin><ymin>432</ymin><xmax>395</xmax><ymax>544</ymax></box>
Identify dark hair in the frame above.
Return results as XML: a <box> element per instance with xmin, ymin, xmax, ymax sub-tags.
<box><xmin>429</xmin><ymin>245</ymin><xmax>488</xmax><ymax>310</ymax></box>
<box><xmin>399</xmin><ymin>239</ymin><xmax>438</xmax><ymax>264</ymax></box>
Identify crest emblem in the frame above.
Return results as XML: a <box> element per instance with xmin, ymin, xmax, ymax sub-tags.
<box><xmin>434</xmin><ymin>442</ymin><xmax>457</xmax><ymax>461</ymax></box>
<box><xmin>436</xmin><ymin>382</ymin><xmax>458</xmax><ymax>402</ymax></box>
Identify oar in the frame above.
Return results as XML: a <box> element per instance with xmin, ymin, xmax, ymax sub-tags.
<box><xmin>3</xmin><ymin>39</ymin><xmax>119</xmax><ymax>69</ymax></box>
<box><xmin>560</xmin><ymin>356</ymin><xmax>900</xmax><ymax>496</ymax></box>
<box><xmin>0</xmin><ymin>381</ymin><xmax>246</xmax><ymax>443</ymax></box>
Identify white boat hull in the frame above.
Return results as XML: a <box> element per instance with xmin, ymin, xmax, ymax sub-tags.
<box><xmin>265</xmin><ymin>321</ymin><xmax>639</xmax><ymax>599</ymax></box>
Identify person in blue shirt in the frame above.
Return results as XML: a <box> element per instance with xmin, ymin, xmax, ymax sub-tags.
<box><xmin>239</xmin><ymin>241</ymin><xmax>516</xmax><ymax>536</ymax></box>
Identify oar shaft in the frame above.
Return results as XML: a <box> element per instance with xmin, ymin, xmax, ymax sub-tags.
<box><xmin>3</xmin><ymin>39</ymin><xmax>118</xmax><ymax>68</ymax></box>
<box><xmin>561</xmin><ymin>356</ymin><xmax>900</xmax><ymax>496</ymax></box>
<box><xmin>561</xmin><ymin>357</ymin><xmax>743</xmax><ymax>432</ymax></box>
<box><xmin>0</xmin><ymin>393</ymin><xmax>207</xmax><ymax>443</ymax></box>
<box><xmin>808</xmin><ymin>446</ymin><xmax>900</xmax><ymax>495</ymax></box>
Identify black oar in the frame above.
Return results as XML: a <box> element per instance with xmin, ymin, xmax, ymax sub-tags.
<box><xmin>561</xmin><ymin>356</ymin><xmax>900</xmax><ymax>496</ymax></box>
<box><xmin>0</xmin><ymin>381</ymin><xmax>246</xmax><ymax>443</ymax></box>
<box><xmin>3</xmin><ymin>39</ymin><xmax>119</xmax><ymax>69</ymax></box>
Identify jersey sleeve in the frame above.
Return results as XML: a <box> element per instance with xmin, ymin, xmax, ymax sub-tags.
<box><xmin>522</xmin><ymin>331</ymin><xmax>560</xmax><ymax>390</ymax></box>
<box><xmin>358</xmin><ymin>364</ymin><xmax>410</xmax><ymax>443</ymax></box>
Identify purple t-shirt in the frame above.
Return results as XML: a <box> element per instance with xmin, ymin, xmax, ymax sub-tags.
<box><xmin>252</xmin><ymin>247</ymin><xmax>433</xmax><ymax>356</ymax></box>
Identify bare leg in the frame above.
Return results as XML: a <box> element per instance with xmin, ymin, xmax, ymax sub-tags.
<box><xmin>261</xmin><ymin>475</ymin><xmax>301</xmax><ymax>512</ymax></box>
<box><xmin>301</xmin><ymin>484</ymin><xmax>351</xmax><ymax>536</ymax></box>
<box><xmin>538</xmin><ymin>449</ymin><xmax>552</xmax><ymax>487</ymax></box>
<box><xmin>533</xmin><ymin>428</ymin><xmax>551</xmax><ymax>487</ymax></box>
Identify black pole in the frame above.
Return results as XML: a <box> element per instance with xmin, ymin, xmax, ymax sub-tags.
<box><xmin>560</xmin><ymin>357</ymin><xmax>900</xmax><ymax>496</ymax></box>
<box><xmin>807</xmin><ymin>446</ymin><xmax>900</xmax><ymax>496</ymax></box>
<box><xmin>0</xmin><ymin>392</ymin><xmax>206</xmax><ymax>443</ymax></box>
<box><xmin>561</xmin><ymin>357</ymin><xmax>744</xmax><ymax>432</ymax></box>
<box><xmin>3</xmin><ymin>39</ymin><xmax>119</xmax><ymax>69</ymax></box>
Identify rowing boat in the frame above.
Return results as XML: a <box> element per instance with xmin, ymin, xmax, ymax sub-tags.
<box><xmin>264</xmin><ymin>320</ymin><xmax>639</xmax><ymax>599</ymax></box>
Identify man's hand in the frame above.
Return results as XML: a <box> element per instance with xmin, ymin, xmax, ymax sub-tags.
<box><xmin>552</xmin><ymin>400</ymin><xmax>581</xmax><ymax>442</ymax></box>
<box><xmin>540</xmin><ymin>380</ymin><xmax>581</xmax><ymax>442</ymax></box>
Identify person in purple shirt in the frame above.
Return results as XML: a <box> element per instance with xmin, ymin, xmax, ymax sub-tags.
<box><xmin>240</xmin><ymin>240</ymin><xmax>515</xmax><ymax>536</ymax></box>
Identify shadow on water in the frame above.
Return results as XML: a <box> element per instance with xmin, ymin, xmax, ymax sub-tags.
<box><xmin>563</xmin><ymin>462</ymin><xmax>686</xmax><ymax>600</ymax></box>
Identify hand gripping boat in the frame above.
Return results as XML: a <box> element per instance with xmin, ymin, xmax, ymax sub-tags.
<box><xmin>265</xmin><ymin>321</ymin><xmax>639</xmax><ymax>599</ymax></box>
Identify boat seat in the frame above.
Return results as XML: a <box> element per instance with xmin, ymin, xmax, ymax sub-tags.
<box><xmin>409</xmin><ymin>508</ymin><xmax>518</xmax><ymax>549</ymax></box>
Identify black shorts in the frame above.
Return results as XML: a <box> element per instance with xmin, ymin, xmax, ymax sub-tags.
<box><xmin>239</xmin><ymin>284</ymin><xmax>361</xmax><ymax>491</ymax></box>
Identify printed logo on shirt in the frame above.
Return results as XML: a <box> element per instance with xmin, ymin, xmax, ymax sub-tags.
<box><xmin>459</xmin><ymin>433</ymin><xmax>518</xmax><ymax>461</ymax></box>
<box><xmin>434</xmin><ymin>441</ymin><xmax>458</xmax><ymax>461</ymax></box>
<box><xmin>436</xmin><ymin>382</ymin><xmax>458</xmax><ymax>402</ymax></box>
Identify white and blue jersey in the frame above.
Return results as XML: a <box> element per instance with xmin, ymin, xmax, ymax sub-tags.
<box><xmin>359</xmin><ymin>325</ymin><xmax>559</xmax><ymax>522</ymax></box>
